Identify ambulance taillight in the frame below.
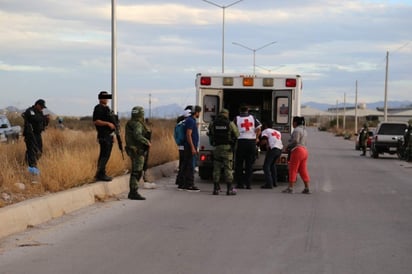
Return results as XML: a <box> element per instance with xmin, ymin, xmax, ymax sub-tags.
<box><xmin>285</xmin><ymin>78</ymin><xmax>297</xmax><ymax>87</ymax></box>
<box><xmin>200</xmin><ymin>77</ymin><xmax>211</xmax><ymax>86</ymax></box>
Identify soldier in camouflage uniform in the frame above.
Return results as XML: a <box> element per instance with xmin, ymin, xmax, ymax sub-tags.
<box><xmin>125</xmin><ymin>106</ymin><xmax>151</xmax><ymax>200</ymax></box>
<box><xmin>359</xmin><ymin>123</ymin><xmax>369</xmax><ymax>156</ymax></box>
<box><xmin>208</xmin><ymin>109</ymin><xmax>239</xmax><ymax>195</ymax></box>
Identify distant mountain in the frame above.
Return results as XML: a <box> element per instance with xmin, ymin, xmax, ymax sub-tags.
<box><xmin>0</xmin><ymin>105</ymin><xmax>56</xmax><ymax>116</ymax></box>
<box><xmin>365</xmin><ymin>101</ymin><xmax>412</xmax><ymax>110</ymax></box>
<box><xmin>149</xmin><ymin>103</ymin><xmax>184</xmax><ymax>118</ymax></box>
<box><xmin>118</xmin><ymin>103</ymin><xmax>183</xmax><ymax>119</ymax></box>
<box><xmin>303</xmin><ymin>100</ymin><xmax>412</xmax><ymax>111</ymax></box>
<box><xmin>302</xmin><ymin>102</ymin><xmax>334</xmax><ymax>111</ymax></box>
<box><xmin>5</xmin><ymin>106</ymin><xmax>21</xmax><ymax>113</ymax></box>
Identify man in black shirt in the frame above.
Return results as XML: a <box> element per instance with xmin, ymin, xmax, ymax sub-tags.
<box><xmin>23</xmin><ymin>99</ymin><xmax>47</xmax><ymax>174</ymax></box>
<box><xmin>93</xmin><ymin>91</ymin><xmax>116</xmax><ymax>181</ymax></box>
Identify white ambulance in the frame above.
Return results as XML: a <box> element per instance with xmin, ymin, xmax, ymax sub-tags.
<box><xmin>195</xmin><ymin>73</ymin><xmax>302</xmax><ymax>181</ymax></box>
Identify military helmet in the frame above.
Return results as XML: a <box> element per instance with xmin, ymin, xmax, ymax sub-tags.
<box><xmin>131</xmin><ymin>106</ymin><xmax>144</xmax><ymax>118</ymax></box>
<box><xmin>220</xmin><ymin>108</ymin><xmax>229</xmax><ymax>118</ymax></box>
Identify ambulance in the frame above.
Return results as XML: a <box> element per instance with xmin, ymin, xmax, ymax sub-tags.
<box><xmin>195</xmin><ymin>73</ymin><xmax>302</xmax><ymax>181</ymax></box>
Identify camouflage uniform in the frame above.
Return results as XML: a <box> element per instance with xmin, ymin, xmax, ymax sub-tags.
<box><xmin>359</xmin><ymin>124</ymin><xmax>369</xmax><ymax>156</ymax></box>
<box><xmin>208</xmin><ymin>109</ymin><xmax>239</xmax><ymax>195</ymax></box>
<box><xmin>125</xmin><ymin>106</ymin><xmax>151</xmax><ymax>200</ymax></box>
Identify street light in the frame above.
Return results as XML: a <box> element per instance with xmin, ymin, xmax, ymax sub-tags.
<box><xmin>255</xmin><ymin>64</ymin><xmax>285</xmax><ymax>74</ymax></box>
<box><xmin>232</xmin><ymin>41</ymin><xmax>277</xmax><ymax>75</ymax></box>
<box><xmin>202</xmin><ymin>0</ymin><xmax>244</xmax><ymax>73</ymax></box>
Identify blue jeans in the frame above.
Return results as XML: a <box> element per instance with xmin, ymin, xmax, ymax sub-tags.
<box><xmin>263</xmin><ymin>147</ymin><xmax>281</xmax><ymax>187</ymax></box>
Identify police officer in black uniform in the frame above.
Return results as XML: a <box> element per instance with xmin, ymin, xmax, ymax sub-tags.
<box><xmin>93</xmin><ymin>91</ymin><xmax>116</xmax><ymax>181</ymax></box>
<box><xmin>23</xmin><ymin>99</ymin><xmax>47</xmax><ymax>174</ymax></box>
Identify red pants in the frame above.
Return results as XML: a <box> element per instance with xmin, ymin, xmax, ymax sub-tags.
<box><xmin>288</xmin><ymin>146</ymin><xmax>310</xmax><ymax>183</ymax></box>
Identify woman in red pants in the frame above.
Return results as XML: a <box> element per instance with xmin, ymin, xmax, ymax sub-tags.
<box><xmin>282</xmin><ymin>116</ymin><xmax>311</xmax><ymax>194</ymax></box>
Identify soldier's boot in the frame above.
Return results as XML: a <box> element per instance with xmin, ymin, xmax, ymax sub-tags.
<box><xmin>212</xmin><ymin>183</ymin><xmax>220</xmax><ymax>195</ymax></box>
<box><xmin>226</xmin><ymin>183</ymin><xmax>237</xmax><ymax>196</ymax></box>
<box><xmin>128</xmin><ymin>174</ymin><xmax>145</xmax><ymax>200</ymax></box>
<box><xmin>128</xmin><ymin>191</ymin><xmax>146</xmax><ymax>200</ymax></box>
<box><xmin>128</xmin><ymin>186</ymin><xmax>146</xmax><ymax>200</ymax></box>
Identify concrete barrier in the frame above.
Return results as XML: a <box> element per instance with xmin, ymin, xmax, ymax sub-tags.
<box><xmin>0</xmin><ymin>161</ymin><xmax>178</xmax><ymax>239</ymax></box>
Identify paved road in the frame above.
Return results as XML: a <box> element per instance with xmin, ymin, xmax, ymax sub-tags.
<box><xmin>1</xmin><ymin>128</ymin><xmax>412</xmax><ymax>274</ymax></box>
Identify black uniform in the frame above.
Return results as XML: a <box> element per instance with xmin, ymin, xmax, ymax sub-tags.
<box><xmin>93</xmin><ymin>103</ymin><xmax>114</xmax><ymax>179</ymax></box>
<box><xmin>23</xmin><ymin>106</ymin><xmax>46</xmax><ymax>167</ymax></box>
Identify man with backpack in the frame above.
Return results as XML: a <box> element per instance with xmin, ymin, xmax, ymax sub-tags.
<box><xmin>181</xmin><ymin>105</ymin><xmax>202</xmax><ymax>192</ymax></box>
<box><xmin>208</xmin><ymin>109</ymin><xmax>239</xmax><ymax>195</ymax></box>
<box><xmin>174</xmin><ymin>106</ymin><xmax>192</xmax><ymax>190</ymax></box>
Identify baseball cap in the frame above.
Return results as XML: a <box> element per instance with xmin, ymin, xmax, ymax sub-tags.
<box><xmin>183</xmin><ymin>109</ymin><xmax>192</xmax><ymax>117</ymax></box>
<box><xmin>35</xmin><ymin>99</ymin><xmax>47</xmax><ymax>108</ymax></box>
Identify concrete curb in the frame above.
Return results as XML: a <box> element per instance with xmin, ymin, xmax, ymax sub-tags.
<box><xmin>0</xmin><ymin>161</ymin><xmax>178</xmax><ymax>240</ymax></box>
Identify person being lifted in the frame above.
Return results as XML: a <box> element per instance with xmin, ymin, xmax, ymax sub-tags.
<box><xmin>208</xmin><ymin>108</ymin><xmax>239</xmax><ymax>195</ymax></box>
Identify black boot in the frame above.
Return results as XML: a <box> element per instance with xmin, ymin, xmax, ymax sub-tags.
<box><xmin>128</xmin><ymin>187</ymin><xmax>146</xmax><ymax>200</ymax></box>
<box><xmin>213</xmin><ymin>183</ymin><xmax>220</xmax><ymax>195</ymax></box>
<box><xmin>226</xmin><ymin>183</ymin><xmax>236</xmax><ymax>196</ymax></box>
<box><xmin>128</xmin><ymin>191</ymin><xmax>146</xmax><ymax>200</ymax></box>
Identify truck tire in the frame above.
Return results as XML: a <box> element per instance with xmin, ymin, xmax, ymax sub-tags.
<box><xmin>198</xmin><ymin>167</ymin><xmax>212</xmax><ymax>180</ymax></box>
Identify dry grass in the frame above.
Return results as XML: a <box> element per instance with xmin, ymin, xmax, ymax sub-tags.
<box><xmin>0</xmin><ymin>118</ymin><xmax>178</xmax><ymax>207</ymax></box>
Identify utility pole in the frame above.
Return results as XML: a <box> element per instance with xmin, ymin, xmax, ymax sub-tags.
<box><xmin>202</xmin><ymin>0</ymin><xmax>244</xmax><ymax>73</ymax></box>
<box><xmin>355</xmin><ymin>80</ymin><xmax>358</xmax><ymax>133</ymax></box>
<box><xmin>336</xmin><ymin>99</ymin><xmax>339</xmax><ymax>129</ymax></box>
<box><xmin>384</xmin><ymin>51</ymin><xmax>389</xmax><ymax>122</ymax></box>
<box><xmin>232</xmin><ymin>41</ymin><xmax>277</xmax><ymax>75</ymax></box>
<box><xmin>149</xmin><ymin>93</ymin><xmax>152</xmax><ymax>119</ymax></box>
<box><xmin>111</xmin><ymin>0</ymin><xmax>118</xmax><ymax>114</ymax></box>
<box><xmin>343</xmin><ymin>93</ymin><xmax>346</xmax><ymax>130</ymax></box>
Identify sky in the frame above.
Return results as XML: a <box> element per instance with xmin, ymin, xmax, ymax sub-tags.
<box><xmin>0</xmin><ymin>0</ymin><xmax>411</xmax><ymax>116</ymax></box>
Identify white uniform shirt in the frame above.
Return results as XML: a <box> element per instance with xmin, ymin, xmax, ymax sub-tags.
<box><xmin>261</xmin><ymin>128</ymin><xmax>283</xmax><ymax>150</ymax></box>
<box><xmin>236</xmin><ymin>114</ymin><xmax>260</xmax><ymax>139</ymax></box>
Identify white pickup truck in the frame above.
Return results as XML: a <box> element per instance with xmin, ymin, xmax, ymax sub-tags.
<box><xmin>0</xmin><ymin>115</ymin><xmax>21</xmax><ymax>143</ymax></box>
<box><xmin>370</xmin><ymin>121</ymin><xmax>408</xmax><ymax>158</ymax></box>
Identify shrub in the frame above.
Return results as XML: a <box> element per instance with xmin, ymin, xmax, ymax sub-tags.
<box><xmin>0</xmin><ymin>118</ymin><xmax>178</xmax><ymax>206</ymax></box>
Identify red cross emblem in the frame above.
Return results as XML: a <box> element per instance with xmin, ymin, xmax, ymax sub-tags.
<box><xmin>241</xmin><ymin>119</ymin><xmax>253</xmax><ymax>131</ymax></box>
<box><xmin>271</xmin><ymin>131</ymin><xmax>281</xmax><ymax>140</ymax></box>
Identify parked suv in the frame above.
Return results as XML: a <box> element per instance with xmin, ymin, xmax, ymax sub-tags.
<box><xmin>0</xmin><ymin>115</ymin><xmax>21</xmax><ymax>143</ymax></box>
<box><xmin>370</xmin><ymin>121</ymin><xmax>408</xmax><ymax>158</ymax></box>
